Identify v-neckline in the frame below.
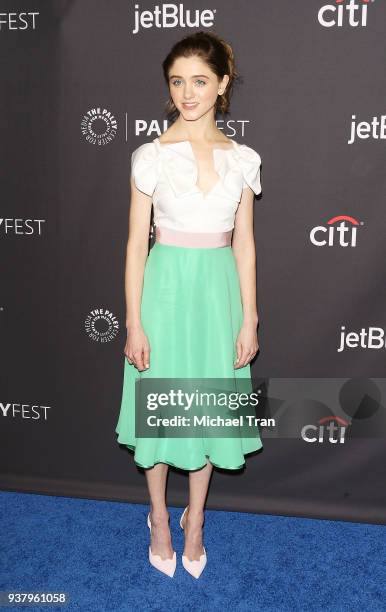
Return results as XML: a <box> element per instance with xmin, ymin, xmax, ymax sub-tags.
<box><xmin>154</xmin><ymin>137</ymin><xmax>237</xmax><ymax>199</ymax></box>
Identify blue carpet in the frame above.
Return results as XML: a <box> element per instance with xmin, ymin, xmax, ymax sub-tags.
<box><xmin>1</xmin><ymin>491</ymin><xmax>385</xmax><ymax>611</ymax></box>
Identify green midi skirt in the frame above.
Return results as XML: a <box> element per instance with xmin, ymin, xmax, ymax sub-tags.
<box><xmin>115</xmin><ymin>241</ymin><xmax>263</xmax><ymax>470</ymax></box>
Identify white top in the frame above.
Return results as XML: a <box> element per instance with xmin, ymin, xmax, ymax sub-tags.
<box><xmin>130</xmin><ymin>137</ymin><xmax>262</xmax><ymax>233</ymax></box>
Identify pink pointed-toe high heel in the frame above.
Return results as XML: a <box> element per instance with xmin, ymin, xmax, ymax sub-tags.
<box><xmin>179</xmin><ymin>506</ymin><xmax>207</xmax><ymax>579</ymax></box>
<box><xmin>147</xmin><ymin>512</ymin><xmax>176</xmax><ymax>578</ymax></box>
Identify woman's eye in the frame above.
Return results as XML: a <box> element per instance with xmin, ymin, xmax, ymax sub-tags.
<box><xmin>171</xmin><ymin>79</ymin><xmax>206</xmax><ymax>87</ymax></box>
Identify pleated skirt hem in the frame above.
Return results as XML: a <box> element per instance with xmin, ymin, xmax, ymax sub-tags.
<box><xmin>116</xmin><ymin>441</ymin><xmax>263</xmax><ymax>472</ymax></box>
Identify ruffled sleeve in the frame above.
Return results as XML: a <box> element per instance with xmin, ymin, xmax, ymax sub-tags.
<box><xmin>130</xmin><ymin>142</ymin><xmax>159</xmax><ymax>196</ymax></box>
<box><xmin>238</xmin><ymin>144</ymin><xmax>262</xmax><ymax>196</ymax></box>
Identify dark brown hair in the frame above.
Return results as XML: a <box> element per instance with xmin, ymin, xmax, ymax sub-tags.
<box><xmin>162</xmin><ymin>30</ymin><xmax>239</xmax><ymax>122</ymax></box>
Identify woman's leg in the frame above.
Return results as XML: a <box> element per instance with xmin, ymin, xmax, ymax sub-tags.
<box><xmin>145</xmin><ymin>463</ymin><xmax>174</xmax><ymax>559</ymax></box>
<box><xmin>182</xmin><ymin>460</ymin><xmax>214</xmax><ymax>561</ymax></box>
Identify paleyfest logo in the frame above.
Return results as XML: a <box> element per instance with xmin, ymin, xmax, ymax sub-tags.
<box><xmin>318</xmin><ymin>0</ymin><xmax>374</xmax><ymax>28</ymax></box>
<box><xmin>81</xmin><ymin>108</ymin><xmax>118</xmax><ymax>145</ymax></box>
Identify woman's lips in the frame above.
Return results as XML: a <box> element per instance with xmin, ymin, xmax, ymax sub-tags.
<box><xmin>182</xmin><ymin>102</ymin><xmax>198</xmax><ymax>109</ymax></box>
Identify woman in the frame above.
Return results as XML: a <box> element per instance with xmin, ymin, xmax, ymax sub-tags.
<box><xmin>115</xmin><ymin>30</ymin><xmax>263</xmax><ymax>579</ymax></box>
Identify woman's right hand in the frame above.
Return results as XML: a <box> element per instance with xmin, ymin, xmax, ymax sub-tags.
<box><xmin>124</xmin><ymin>324</ymin><xmax>151</xmax><ymax>371</ymax></box>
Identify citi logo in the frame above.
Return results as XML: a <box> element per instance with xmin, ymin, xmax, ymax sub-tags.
<box><xmin>309</xmin><ymin>215</ymin><xmax>362</xmax><ymax>247</ymax></box>
<box><xmin>132</xmin><ymin>3</ymin><xmax>216</xmax><ymax>34</ymax></box>
<box><xmin>301</xmin><ymin>416</ymin><xmax>350</xmax><ymax>444</ymax></box>
<box><xmin>318</xmin><ymin>0</ymin><xmax>373</xmax><ymax>28</ymax></box>
<box><xmin>338</xmin><ymin>326</ymin><xmax>386</xmax><ymax>352</ymax></box>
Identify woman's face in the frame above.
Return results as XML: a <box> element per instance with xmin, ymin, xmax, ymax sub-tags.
<box><xmin>168</xmin><ymin>55</ymin><xmax>228</xmax><ymax>120</ymax></box>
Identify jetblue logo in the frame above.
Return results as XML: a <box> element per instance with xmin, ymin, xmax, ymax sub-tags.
<box><xmin>348</xmin><ymin>114</ymin><xmax>386</xmax><ymax>144</ymax></box>
<box><xmin>338</xmin><ymin>326</ymin><xmax>386</xmax><ymax>352</ymax></box>
<box><xmin>132</xmin><ymin>3</ymin><xmax>216</xmax><ymax>34</ymax></box>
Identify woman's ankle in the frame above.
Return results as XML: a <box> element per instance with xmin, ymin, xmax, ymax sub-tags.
<box><xmin>186</xmin><ymin>507</ymin><xmax>204</xmax><ymax>526</ymax></box>
<box><xmin>150</xmin><ymin>507</ymin><xmax>170</xmax><ymax>525</ymax></box>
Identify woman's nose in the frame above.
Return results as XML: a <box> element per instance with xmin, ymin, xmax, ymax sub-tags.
<box><xmin>183</xmin><ymin>87</ymin><xmax>194</xmax><ymax>98</ymax></box>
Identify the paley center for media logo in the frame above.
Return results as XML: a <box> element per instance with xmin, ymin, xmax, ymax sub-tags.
<box><xmin>85</xmin><ymin>308</ymin><xmax>120</xmax><ymax>343</ymax></box>
<box><xmin>81</xmin><ymin>108</ymin><xmax>118</xmax><ymax>146</ymax></box>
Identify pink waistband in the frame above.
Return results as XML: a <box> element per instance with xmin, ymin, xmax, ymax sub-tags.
<box><xmin>155</xmin><ymin>226</ymin><xmax>233</xmax><ymax>248</ymax></box>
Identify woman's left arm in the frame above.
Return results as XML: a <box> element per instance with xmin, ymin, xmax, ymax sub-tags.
<box><xmin>231</xmin><ymin>187</ymin><xmax>259</xmax><ymax>368</ymax></box>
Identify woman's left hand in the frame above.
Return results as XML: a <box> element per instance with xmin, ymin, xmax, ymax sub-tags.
<box><xmin>234</xmin><ymin>322</ymin><xmax>259</xmax><ymax>369</ymax></box>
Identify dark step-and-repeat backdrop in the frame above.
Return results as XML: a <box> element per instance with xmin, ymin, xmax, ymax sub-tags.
<box><xmin>1</xmin><ymin>1</ymin><xmax>385</xmax><ymax>524</ymax></box>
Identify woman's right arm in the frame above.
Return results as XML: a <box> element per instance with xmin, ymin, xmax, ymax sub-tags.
<box><xmin>123</xmin><ymin>176</ymin><xmax>153</xmax><ymax>371</ymax></box>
